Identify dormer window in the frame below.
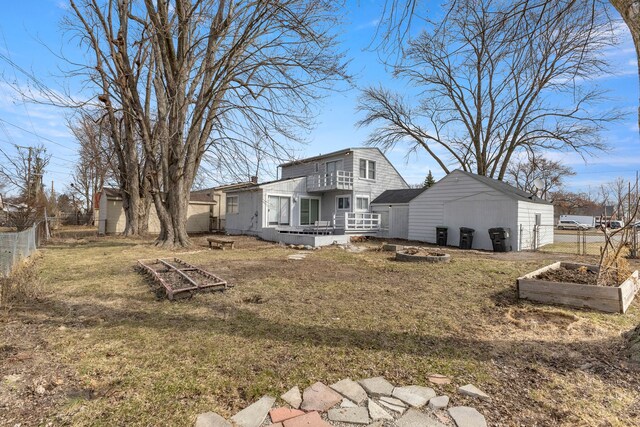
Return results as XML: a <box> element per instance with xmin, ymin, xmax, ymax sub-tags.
<box><xmin>359</xmin><ymin>159</ymin><xmax>376</xmax><ymax>180</ymax></box>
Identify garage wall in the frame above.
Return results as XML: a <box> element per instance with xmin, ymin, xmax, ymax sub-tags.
<box><xmin>103</xmin><ymin>199</ymin><xmax>126</xmax><ymax>234</ymax></box>
<box><xmin>517</xmin><ymin>201</ymin><xmax>555</xmax><ymax>250</ymax></box>
<box><xmin>408</xmin><ymin>170</ymin><xmax>507</xmax><ymax>244</ymax></box>
<box><xmin>186</xmin><ymin>203</ymin><xmax>212</xmax><ymax>233</ymax></box>
<box><xmin>100</xmin><ymin>195</ymin><xmax>214</xmax><ymax>235</ymax></box>
<box><xmin>443</xmin><ymin>195</ymin><xmax>517</xmax><ymax>250</ymax></box>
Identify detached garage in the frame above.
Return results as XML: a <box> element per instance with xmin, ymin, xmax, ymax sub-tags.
<box><xmin>97</xmin><ymin>188</ymin><xmax>216</xmax><ymax>235</ymax></box>
<box><xmin>408</xmin><ymin>170</ymin><xmax>554</xmax><ymax>251</ymax></box>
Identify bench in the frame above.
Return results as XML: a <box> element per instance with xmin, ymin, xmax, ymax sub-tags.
<box><xmin>207</xmin><ymin>237</ymin><xmax>235</xmax><ymax>250</ymax></box>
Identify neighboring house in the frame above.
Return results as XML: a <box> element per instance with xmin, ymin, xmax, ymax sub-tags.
<box><xmin>97</xmin><ymin>188</ymin><xmax>216</xmax><ymax>235</ymax></box>
<box><xmin>408</xmin><ymin>170</ymin><xmax>554</xmax><ymax>251</ymax></box>
<box><xmin>225</xmin><ymin>147</ymin><xmax>409</xmax><ymax>245</ymax></box>
<box><xmin>371</xmin><ymin>188</ymin><xmax>427</xmax><ymax>240</ymax></box>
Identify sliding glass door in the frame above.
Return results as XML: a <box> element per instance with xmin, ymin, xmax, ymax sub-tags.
<box><xmin>300</xmin><ymin>198</ymin><xmax>320</xmax><ymax>225</ymax></box>
<box><xmin>267</xmin><ymin>196</ymin><xmax>290</xmax><ymax>226</ymax></box>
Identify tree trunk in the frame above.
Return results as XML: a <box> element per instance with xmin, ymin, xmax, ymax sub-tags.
<box><xmin>610</xmin><ymin>0</ymin><xmax>640</xmax><ymax>131</ymax></box>
<box><xmin>153</xmin><ymin>161</ymin><xmax>192</xmax><ymax>247</ymax></box>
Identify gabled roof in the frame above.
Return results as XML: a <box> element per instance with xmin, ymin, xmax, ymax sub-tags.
<box><xmin>371</xmin><ymin>188</ymin><xmax>426</xmax><ymax>204</ymax></box>
<box><xmin>454</xmin><ymin>170</ymin><xmax>551</xmax><ymax>205</ymax></box>
<box><xmin>278</xmin><ymin>147</ymin><xmax>381</xmax><ymax>168</ymax></box>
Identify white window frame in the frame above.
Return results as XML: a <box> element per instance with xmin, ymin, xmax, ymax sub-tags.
<box><xmin>355</xmin><ymin>195</ymin><xmax>370</xmax><ymax>212</ymax></box>
<box><xmin>265</xmin><ymin>194</ymin><xmax>292</xmax><ymax>227</ymax></box>
<box><xmin>299</xmin><ymin>197</ymin><xmax>321</xmax><ymax>226</ymax></box>
<box><xmin>336</xmin><ymin>195</ymin><xmax>351</xmax><ymax>211</ymax></box>
<box><xmin>359</xmin><ymin>159</ymin><xmax>376</xmax><ymax>180</ymax></box>
<box><xmin>226</xmin><ymin>195</ymin><xmax>239</xmax><ymax>214</ymax></box>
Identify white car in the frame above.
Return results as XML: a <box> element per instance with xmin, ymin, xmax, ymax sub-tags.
<box><xmin>557</xmin><ymin>220</ymin><xmax>589</xmax><ymax>230</ymax></box>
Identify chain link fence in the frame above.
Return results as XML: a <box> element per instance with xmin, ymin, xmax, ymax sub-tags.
<box><xmin>533</xmin><ymin>226</ymin><xmax>640</xmax><ymax>257</ymax></box>
<box><xmin>0</xmin><ymin>223</ymin><xmax>42</xmax><ymax>277</ymax></box>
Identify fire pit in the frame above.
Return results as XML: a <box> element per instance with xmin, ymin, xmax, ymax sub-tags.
<box><xmin>395</xmin><ymin>247</ymin><xmax>451</xmax><ymax>263</ymax></box>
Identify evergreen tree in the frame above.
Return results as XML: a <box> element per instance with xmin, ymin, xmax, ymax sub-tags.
<box><xmin>423</xmin><ymin>170</ymin><xmax>436</xmax><ymax>188</ymax></box>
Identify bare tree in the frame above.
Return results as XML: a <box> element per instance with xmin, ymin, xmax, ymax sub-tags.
<box><xmin>359</xmin><ymin>0</ymin><xmax>621</xmax><ymax>180</ymax></box>
<box><xmin>601</xmin><ymin>177</ymin><xmax>632</xmax><ymax>220</ymax></box>
<box><xmin>68</xmin><ymin>111</ymin><xmax>114</xmax><ymax>220</ymax></box>
<box><xmin>609</xmin><ymin>0</ymin><xmax>640</xmax><ymax>128</ymax></box>
<box><xmin>0</xmin><ymin>145</ymin><xmax>50</xmax><ymax>204</ymax></box>
<box><xmin>552</xmin><ymin>190</ymin><xmax>602</xmax><ymax>215</ymax></box>
<box><xmin>506</xmin><ymin>155</ymin><xmax>575</xmax><ymax>199</ymax></box>
<box><xmin>67</xmin><ymin>0</ymin><xmax>347</xmax><ymax>246</ymax></box>
<box><xmin>375</xmin><ymin>0</ymin><xmax>639</xmax><ymax>131</ymax></box>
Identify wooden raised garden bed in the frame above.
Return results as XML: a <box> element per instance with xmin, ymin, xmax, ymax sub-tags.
<box><xmin>517</xmin><ymin>262</ymin><xmax>638</xmax><ymax>313</ymax></box>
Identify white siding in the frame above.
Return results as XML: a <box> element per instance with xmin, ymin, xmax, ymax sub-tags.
<box><xmin>372</xmin><ymin>204</ymin><xmax>410</xmax><ymax>239</ymax></box>
<box><xmin>261</xmin><ymin>177</ymin><xmax>309</xmax><ymax>228</ymax></box>
<box><xmin>225</xmin><ymin>190</ymin><xmax>262</xmax><ymax>235</ymax></box>
<box><xmin>408</xmin><ymin>171</ymin><xmax>507</xmax><ymax>244</ymax></box>
<box><xmin>443</xmin><ymin>195</ymin><xmax>517</xmax><ymax>250</ymax></box>
<box><xmin>516</xmin><ymin>201</ymin><xmax>555</xmax><ymax>250</ymax></box>
<box><xmin>408</xmin><ymin>170</ymin><xmax>553</xmax><ymax>251</ymax></box>
<box><xmin>281</xmin><ymin>153</ymin><xmax>353</xmax><ymax>179</ymax></box>
<box><xmin>351</xmin><ymin>149</ymin><xmax>409</xmax><ymax>203</ymax></box>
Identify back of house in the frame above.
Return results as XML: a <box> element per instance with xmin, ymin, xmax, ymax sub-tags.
<box><xmin>224</xmin><ymin>148</ymin><xmax>408</xmax><ymax>244</ymax></box>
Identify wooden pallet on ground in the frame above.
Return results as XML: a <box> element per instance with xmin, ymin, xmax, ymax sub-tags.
<box><xmin>137</xmin><ymin>257</ymin><xmax>229</xmax><ymax>300</ymax></box>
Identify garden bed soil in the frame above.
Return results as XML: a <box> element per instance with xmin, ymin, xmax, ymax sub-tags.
<box><xmin>517</xmin><ymin>262</ymin><xmax>638</xmax><ymax>313</ymax></box>
<box><xmin>536</xmin><ymin>265</ymin><xmax>598</xmax><ymax>286</ymax></box>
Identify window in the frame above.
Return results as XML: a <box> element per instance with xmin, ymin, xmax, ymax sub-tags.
<box><xmin>356</xmin><ymin>196</ymin><xmax>369</xmax><ymax>211</ymax></box>
<box><xmin>336</xmin><ymin>196</ymin><xmax>351</xmax><ymax>210</ymax></box>
<box><xmin>267</xmin><ymin>195</ymin><xmax>290</xmax><ymax>225</ymax></box>
<box><xmin>314</xmin><ymin>163</ymin><xmax>319</xmax><ymax>173</ymax></box>
<box><xmin>226</xmin><ymin>196</ymin><xmax>238</xmax><ymax>214</ymax></box>
<box><xmin>359</xmin><ymin>159</ymin><xmax>376</xmax><ymax>180</ymax></box>
<box><xmin>300</xmin><ymin>198</ymin><xmax>320</xmax><ymax>225</ymax></box>
<box><xmin>325</xmin><ymin>160</ymin><xmax>343</xmax><ymax>175</ymax></box>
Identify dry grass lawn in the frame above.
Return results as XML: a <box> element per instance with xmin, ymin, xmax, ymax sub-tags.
<box><xmin>1</xmin><ymin>232</ymin><xmax>639</xmax><ymax>426</ymax></box>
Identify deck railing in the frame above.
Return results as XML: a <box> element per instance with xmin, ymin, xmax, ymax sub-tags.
<box><xmin>307</xmin><ymin>170</ymin><xmax>353</xmax><ymax>192</ymax></box>
<box><xmin>344</xmin><ymin>212</ymin><xmax>381</xmax><ymax>232</ymax></box>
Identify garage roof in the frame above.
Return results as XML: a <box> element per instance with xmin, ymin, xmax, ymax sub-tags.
<box><xmin>371</xmin><ymin>188</ymin><xmax>426</xmax><ymax>204</ymax></box>
<box><xmin>457</xmin><ymin>170</ymin><xmax>551</xmax><ymax>205</ymax></box>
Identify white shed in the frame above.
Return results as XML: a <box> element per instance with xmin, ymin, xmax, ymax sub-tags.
<box><xmin>371</xmin><ymin>188</ymin><xmax>426</xmax><ymax>240</ymax></box>
<box><xmin>408</xmin><ymin>170</ymin><xmax>554</xmax><ymax>251</ymax></box>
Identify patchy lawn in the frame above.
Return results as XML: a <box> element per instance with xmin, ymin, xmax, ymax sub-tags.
<box><xmin>1</xmin><ymin>233</ymin><xmax>639</xmax><ymax>426</ymax></box>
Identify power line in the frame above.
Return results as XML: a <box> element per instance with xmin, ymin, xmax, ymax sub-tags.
<box><xmin>0</xmin><ymin>117</ymin><xmax>76</xmax><ymax>152</ymax></box>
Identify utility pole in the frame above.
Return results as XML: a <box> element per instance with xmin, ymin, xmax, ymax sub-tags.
<box><xmin>27</xmin><ymin>146</ymin><xmax>32</xmax><ymax>203</ymax></box>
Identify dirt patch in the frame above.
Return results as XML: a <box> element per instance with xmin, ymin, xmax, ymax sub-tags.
<box><xmin>537</xmin><ymin>266</ymin><xmax>598</xmax><ymax>286</ymax></box>
<box><xmin>506</xmin><ymin>307</ymin><xmax>579</xmax><ymax>330</ymax></box>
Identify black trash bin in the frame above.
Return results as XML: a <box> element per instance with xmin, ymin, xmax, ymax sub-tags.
<box><xmin>459</xmin><ymin>227</ymin><xmax>475</xmax><ymax>249</ymax></box>
<box><xmin>436</xmin><ymin>226</ymin><xmax>448</xmax><ymax>246</ymax></box>
<box><xmin>488</xmin><ymin>227</ymin><xmax>512</xmax><ymax>252</ymax></box>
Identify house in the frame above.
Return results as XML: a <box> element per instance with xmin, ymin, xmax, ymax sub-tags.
<box><xmin>97</xmin><ymin>188</ymin><xmax>217</xmax><ymax>235</ymax></box>
<box><xmin>190</xmin><ymin>181</ymin><xmax>255</xmax><ymax>231</ymax></box>
<box><xmin>408</xmin><ymin>170</ymin><xmax>554</xmax><ymax>251</ymax></box>
<box><xmin>370</xmin><ymin>188</ymin><xmax>427</xmax><ymax>240</ymax></box>
<box><xmin>224</xmin><ymin>147</ymin><xmax>409</xmax><ymax>246</ymax></box>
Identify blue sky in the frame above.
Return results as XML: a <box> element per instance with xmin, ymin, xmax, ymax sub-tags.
<box><xmin>0</xmin><ymin>0</ymin><xmax>638</xmax><ymax>196</ymax></box>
